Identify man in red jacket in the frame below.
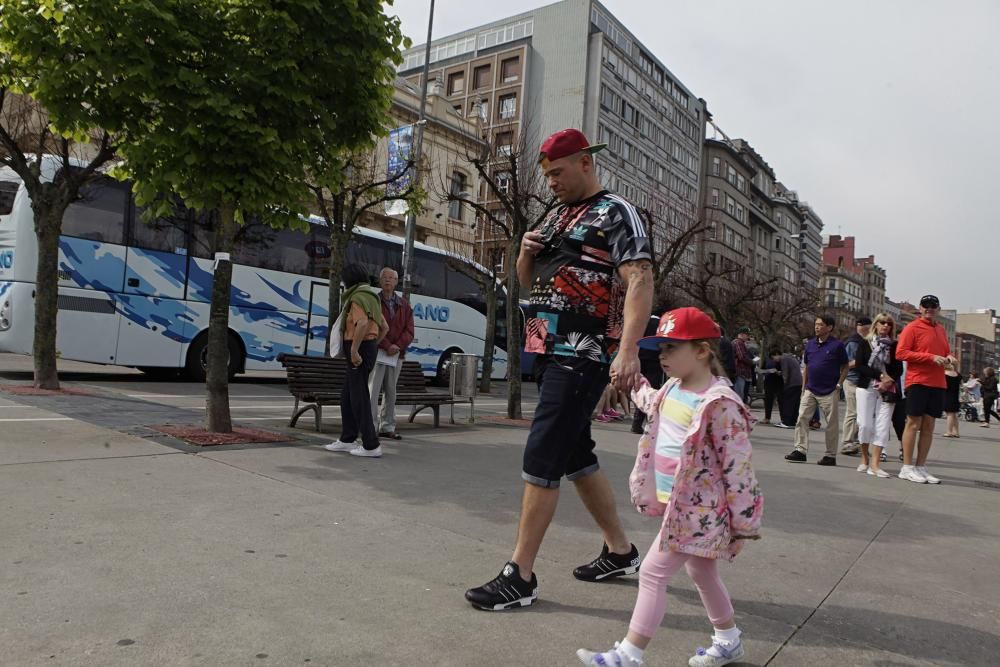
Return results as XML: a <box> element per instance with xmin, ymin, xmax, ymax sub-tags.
<box><xmin>369</xmin><ymin>267</ymin><xmax>414</xmax><ymax>440</ymax></box>
<box><xmin>895</xmin><ymin>294</ymin><xmax>956</xmax><ymax>484</ymax></box>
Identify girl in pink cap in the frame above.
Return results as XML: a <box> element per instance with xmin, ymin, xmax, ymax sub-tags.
<box><xmin>578</xmin><ymin>307</ymin><xmax>763</xmax><ymax>667</ymax></box>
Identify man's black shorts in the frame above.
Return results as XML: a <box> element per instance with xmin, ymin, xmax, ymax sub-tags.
<box><xmin>522</xmin><ymin>355</ymin><xmax>610</xmax><ymax>488</ymax></box>
<box><xmin>905</xmin><ymin>384</ymin><xmax>944</xmax><ymax>419</ymax></box>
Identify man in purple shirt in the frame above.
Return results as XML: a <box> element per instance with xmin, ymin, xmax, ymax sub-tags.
<box><xmin>785</xmin><ymin>315</ymin><xmax>849</xmax><ymax>466</ymax></box>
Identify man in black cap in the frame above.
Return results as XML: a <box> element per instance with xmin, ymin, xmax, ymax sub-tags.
<box><xmin>895</xmin><ymin>295</ymin><xmax>956</xmax><ymax>484</ymax></box>
<box><xmin>840</xmin><ymin>316</ymin><xmax>873</xmax><ymax>456</ymax></box>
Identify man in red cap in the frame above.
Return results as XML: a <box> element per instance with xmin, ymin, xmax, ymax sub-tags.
<box><xmin>466</xmin><ymin>128</ymin><xmax>654</xmax><ymax>611</ymax></box>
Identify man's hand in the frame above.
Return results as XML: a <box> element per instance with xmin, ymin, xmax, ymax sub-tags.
<box><xmin>387</xmin><ymin>344</ymin><xmax>400</xmax><ymax>355</ymax></box>
<box><xmin>947</xmin><ymin>355</ymin><xmax>959</xmax><ymax>368</ymax></box>
<box><xmin>610</xmin><ymin>349</ymin><xmax>642</xmax><ymax>392</ymax></box>
<box><xmin>934</xmin><ymin>355</ymin><xmax>948</xmax><ymax>366</ymax></box>
<box><xmin>521</xmin><ymin>230</ymin><xmax>545</xmax><ymax>257</ymax></box>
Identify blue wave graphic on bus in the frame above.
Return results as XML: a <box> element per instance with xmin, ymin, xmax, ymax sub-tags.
<box><xmin>126</xmin><ymin>248</ymin><xmax>186</xmax><ymax>292</ymax></box>
<box><xmin>59</xmin><ymin>238</ymin><xmax>125</xmax><ymax>292</ymax></box>
<box><xmin>256</xmin><ymin>274</ymin><xmax>326</xmax><ymax>315</ymax></box>
<box><xmin>188</xmin><ymin>260</ymin><xmax>214</xmax><ymax>302</ymax></box>
<box><xmin>116</xmin><ymin>295</ymin><xmax>197</xmax><ymax>343</ymax></box>
<box><xmin>0</xmin><ymin>281</ymin><xmax>10</xmax><ymax>300</ymax></box>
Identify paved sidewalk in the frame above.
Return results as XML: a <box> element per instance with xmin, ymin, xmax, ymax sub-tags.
<box><xmin>1</xmin><ymin>367</ymin><xmax>999</xmax><ymax>665</ymax></box>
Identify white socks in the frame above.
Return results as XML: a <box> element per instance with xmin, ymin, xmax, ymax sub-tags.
<box><xmin>707</xmin><ymin>626</ymin><xmax>742</xmax><ymax>657</ymax></box>
<box><xmin>618</xmin><ymin>639</ymin><xmax>645</xmax><ymax>664</ymax></box>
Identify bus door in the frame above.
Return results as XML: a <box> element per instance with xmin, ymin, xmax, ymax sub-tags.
<box><xmin>305</xmin><ymin>281</ymin><xmax>330</xmax><ymax>356</ymax></box>
<box><xmin>115</xmin><ymin>205</ymin><xmax>190</xmax><ymax>367</ymax></box>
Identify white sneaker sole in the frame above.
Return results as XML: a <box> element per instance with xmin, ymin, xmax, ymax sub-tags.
<box><xmin>689</xmin><ymin>643</ymin><xmax>745</xmax><ymax>666</ymax></box>
<box><xmin>349</xmin><ymin>448</ymin><xmax>382</xmax><ymax>458</ymax></box>
<box><xmin>470</xmin><ymin>589</ymin><xmax>538</xmax><ymax>611</ymax></box>
<box><xmin>590</xmin><ymin>564</ymin><xmax>640</xmax><ymax>581</ymax></box>
<box><xmin>323</xmin><ymin>443</ymin><xmax>354</xmax><ymax>452</ymax></box>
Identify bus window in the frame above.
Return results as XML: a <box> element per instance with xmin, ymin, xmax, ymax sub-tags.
<box><xmin>309</xmin><ymin>224</ymin><xmax>331</xmax><ymax>278</ymax></box>
<box><xmin>62</xmin><ymin>179</ymin><xmax>128</xmax><ymax>244</ymax></box>
<box><xmin>189</xmin><ymin>210</ymin><xmax>218</xmax><ymax>258</ymax></box>
<box><xmin>131</xmin><ymin>200</ymin><xmax>190</xmax><ymax>254</ymax></box>
<box><xmin>411</xmin><ymin>249</ymin><xmax>445</xmax><ymax>298</ymax></box>
<box><xmin>0</xmin><ymin>181</ymin><xmax>18</xmax><ymax>215</ymax></box>
<box><xmin>346</xmin><ymin>236</ymin><xmax>387</xmax><ymax>283</ymax></box>
<box><xmin>446</xmin><ymin>265</ymin><xmax>485</xmax><ymax>314</ymax></box>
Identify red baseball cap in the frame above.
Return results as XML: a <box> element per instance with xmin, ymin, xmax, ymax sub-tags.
<box><xmin>538</xmin><ymin>128</ymin><xmax>606</xmax><ymax>166</ymax></box>
<box><xmin>638</xmin><ymin>307</ymin><xmax>722</xmax><ymax>350</ymax></box>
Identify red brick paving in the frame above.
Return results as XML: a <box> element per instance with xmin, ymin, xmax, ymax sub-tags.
<box><xmin>150</xmin><ymin>425</ymin><xmax>292</xmax><ymax>446</ymax></box>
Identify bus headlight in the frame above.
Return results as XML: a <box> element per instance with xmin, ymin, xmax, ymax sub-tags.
<box><xmin>0</xmin><ymin>290</ymin><xmax>12</xmax><ymax>331</ymax></box>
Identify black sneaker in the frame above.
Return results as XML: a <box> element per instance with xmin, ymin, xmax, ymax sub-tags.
<box><xmin>573</xmin><ymin>543</ymin><xmax>641</xmax><ymax>582</ymax></box>
<box><xmin>785</xmin><ymin>450</ymin><xmax>807</xmax><ymax>463</ymax></box>
<box><xmin>465</xmin><ymin>561</ymin><xmax>537</xmax><ymax>611</ymax></box>
<box><xmin>817</xmin><ymin>456</ymin><xmax>837</xmax><ymax>466</ymax></box>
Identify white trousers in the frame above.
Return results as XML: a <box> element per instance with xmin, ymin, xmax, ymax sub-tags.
<box><xmin>369</xmin><ymin>361</ymin><xmax>402</xmax><ymax>433</ymax></box>
<box><xmin>856</xmin><ymin>386</ymin><xmax>894</xmax><ymax>449</ymax></box>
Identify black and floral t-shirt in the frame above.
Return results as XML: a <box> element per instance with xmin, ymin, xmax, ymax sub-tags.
<box><xmin>524</xmin><ymin>190</ymin><xmax>651</xmax><ymax>363</ymax></box>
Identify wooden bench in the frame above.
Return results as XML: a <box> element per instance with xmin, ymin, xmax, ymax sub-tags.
<box><xmin>277</xmin><ymin>354</ymin><xmax>463</xmax><ymax>431</ymax></box>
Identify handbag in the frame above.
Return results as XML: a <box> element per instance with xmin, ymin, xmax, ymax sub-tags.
<box><xmin>328</xmin><ymin>310</ymin><xmax>345</xmax><ymax>358</ymax></box>
<box><xmin>880</xmin><ymin>379</ymin><xmax>898</xmax><ymax>403</ymax></box>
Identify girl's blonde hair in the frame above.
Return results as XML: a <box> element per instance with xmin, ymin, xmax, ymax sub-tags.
<box><xmin>693</xmin><ymin>338</ymin><xmax>728</xmax><ymax>379</ymax></box>
<box><xmin>868</xmin><ymin>312</ymin><xmax>896</xmax><ymax>343</ymax></box>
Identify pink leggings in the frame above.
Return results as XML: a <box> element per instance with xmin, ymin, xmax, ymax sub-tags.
<box><xmin>629</xmin><ymin>531</ymin><xmax>734</xmax><ymax>638</ymax></box>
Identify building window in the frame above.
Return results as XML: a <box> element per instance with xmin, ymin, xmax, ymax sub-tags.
<box><xmin>447</xmin><ymin>71</ymin><xmax>465</xmax><ymax>96</ymax></box>
<box><xmin>473</xmin><ymin>65</ymin><xmax>491</xmax><ymax>90</ymax></box>
<box><xmin>495</xmin><ymin>131</ymin><xmax>513</xmax><ymax>156</ymax></box>
<box><xmin>496</xmin><ymin>172</ymin><xmax>511</xmax><ymax>195</ymax></box>
<box><xmin>711</xmin><ymin>157</ymin><xmax>720</xmax><ymax>176</ymax></box>
<box><xmin>448</xmin><ymin>171</ymin><xmax>467</xmax><ymax>221</ymax></box>
<box><xmin>498</xmin><ymin>93</ymin><xmax>516</xmax><ymax>120</ymax></box>
<box><xmin>726</xmin><ymin>194</ymin><xmax>735</xmax><ymax>217</ymax></box>
<box><xmin>453</xmin><ymin>103</ymin><xmax>464</xmax><ymax>116</ymax></box>
<box><xmin>736</xmin><ymin>204</ymin><xmax>744</xmax><ymax>223</ymax></box>
<box><xmin>501</xmin><ymin>56</ymin><xmax>521</xmax><ymax>83</ymax></box>
<box><xmin>727</xmin><ymin>164</ymin><xmax>737</xmax><ymax>186</ymax></box>
<box><xmin>737</xmin><ymin>174</ymin><xmax>746</xmax><ymax>192</ymax></box>
<box><xmin>710</xmin><ymin>188</ymin><xmax>719</xmax><ymax>207</ymax></box>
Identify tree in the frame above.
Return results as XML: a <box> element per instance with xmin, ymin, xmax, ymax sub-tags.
<box><xmin>640</xmin><ymin>196</ymin><xmax>708</xmax><ymax>306</ymax></box>
<box><xmin>443</xmin><ymin>123</ymin><xmax>555</xmax><ymax>418</ymax></box>
<box><xmin>0</xmin><ymin>90</ymin><xmax>118</xmax><ymax>390</ymax></box>
<box><xmin>3</xmin><ymin>1</ymin><xmax>406</xmax><ymax>430</ymax></box>
<box><xmin>308</xmin><ymin>147</ymin><xmax>417</xmax><ymax>354</ymax></box>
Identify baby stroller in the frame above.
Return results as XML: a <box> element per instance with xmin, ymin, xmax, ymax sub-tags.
<box><xmin>959</xmin><ymin>387</ymin><xmax>980</xmax><ymax>422</ymax></box>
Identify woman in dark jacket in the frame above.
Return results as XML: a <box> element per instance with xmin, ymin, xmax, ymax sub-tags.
<box><xmin>980</xmin><ymin>367</ymin><xmax>1000</xmax><ymax>427</ymax></box>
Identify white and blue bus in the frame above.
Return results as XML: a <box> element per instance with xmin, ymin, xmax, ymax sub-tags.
<box><xmin>0</xmin><ymin>159</ymin><xmax>508</xmax><ymax>382</ymax></box>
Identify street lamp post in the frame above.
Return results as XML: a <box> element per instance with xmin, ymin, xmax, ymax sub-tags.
<box><xmin>401</xmin><ymin>0</ymin><xmax>435</xmax><ymax>301</ymax></box>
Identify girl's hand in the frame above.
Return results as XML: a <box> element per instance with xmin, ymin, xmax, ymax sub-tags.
<box><xmin>351</xmin><ymin>351</ymin><xmax>362</xmax><ymax>367</ymax></box>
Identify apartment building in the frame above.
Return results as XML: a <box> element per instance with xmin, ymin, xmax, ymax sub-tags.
<box><xmin>820</xmin><ymin>235</ymin><xmax>887</xmax><ymax>331</ymax></box>
<box><xmin>399</xmin><ymin>0</ymin><xmax>705</xmax><ymax>278</ymax></box>
<box><xmin>957</xmin><ymin>309</ymin><xmax>1000</xmax><ymax>370</ymax></box>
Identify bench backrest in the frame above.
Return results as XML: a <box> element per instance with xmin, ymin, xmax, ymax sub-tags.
<box><xmin>279</xmin><ymin>354</ymin><xmax>347</xmax><ymax>397</ymax></box>
<box><xmin>398</xmin><ymin>361</ymin><xmax>427</xmax><ymax>393</ymax></box>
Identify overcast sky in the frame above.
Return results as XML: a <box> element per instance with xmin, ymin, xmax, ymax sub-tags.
<box><xmin>389</xmin><ymin>0</ymin><xmax>1000</xmax><ymax>312</ymax></box>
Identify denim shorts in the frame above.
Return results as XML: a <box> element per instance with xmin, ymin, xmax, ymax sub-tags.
<box><xmin>522</xmin><ymin>355</ymin><xmax>610</xmax><ymax>488</ymax></box>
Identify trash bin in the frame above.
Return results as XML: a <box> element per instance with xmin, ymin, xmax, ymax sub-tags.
<box><xmin>449</xmin><ymin>353</ymin><xmax>479</xmax><ymax>423</ymax></box>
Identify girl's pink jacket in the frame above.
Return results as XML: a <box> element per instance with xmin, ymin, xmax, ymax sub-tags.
<box><xmin>629</xmin><ymin>376</ymin><xmax>763</xmax><ymax>561</ymax></box>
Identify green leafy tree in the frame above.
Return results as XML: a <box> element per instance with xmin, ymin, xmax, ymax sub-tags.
<box><xmin>2</xmin><ymin>1</ymin><xmax>406</xmax><ymax>430</ymax></box>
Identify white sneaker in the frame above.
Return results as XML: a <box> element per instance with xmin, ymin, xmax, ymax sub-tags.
<box><xmin>867</xmin><ymin>468</ymin><xmax>891</xmax><ymax>478</ymax></box>
<box><xmin>349</xmin><ymin>445</ymin><xmax>383</xmax><ymax>458</ymax></box>
<box><xmin>917</xmin><ymin>466</ymin><xmax>940</xmax><ymax>484</ymax></box>
<box><xmin>899</xmin><ymin>466</ymin><xmax>927</xmax><ymax>483</ymax></box>
<box><xmin>689</xmin><ymin>639</ymin><xmax>745</xmax><ymax>666</ymax></box>
<box><xmin>857</xmin><ymin>464</ymin><xmax>869</xmax><ymax>473</ymax></box>
<box><xmin>323</xmin><ymin>440</ymin><xmax>355</xmax><ymax>452</ymax></box>
<box><xmin>577</xmin><ymin>642</ymin><xmax>642</xmax><ymax>666</ymax></box>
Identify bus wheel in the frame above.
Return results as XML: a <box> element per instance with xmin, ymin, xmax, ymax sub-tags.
<box><xmin>434</xmin><ymin>348</ymin><xmax>461</xmax><ymax>387</ymax></box>
<box><xmin>184</xmin><ymin>332</ymin><xmax>244</xmax><ymax>382</ymax></box>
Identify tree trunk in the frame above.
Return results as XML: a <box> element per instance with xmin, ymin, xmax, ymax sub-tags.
<box><xmin>323</xmin><ymin>196</ymin><xmax>350</xmax><ymax>355</ymax></box>
<box><xmin>31</xmin><ymin>194</ymin><xmax>63</xmax><ymax>390</ymax></box>
<box><xmin>505</xmin><ymin>238</ymin><xmax>523</xmax><ymax>419</ymax></box>
<box><xmin>478</xmin><ymin>283</ymin><xmax>497</xmax><ymax>394</ymax></box>
<box><xmin>205</xmin><ymin>204</ymin><xmax>235</xmax><ymax>432</ymax></box>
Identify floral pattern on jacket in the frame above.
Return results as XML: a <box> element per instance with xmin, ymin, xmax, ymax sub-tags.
<box><xmin>628</xmin><ymin>376</ymin><xmax>763</xmax><ymax>561</ymax></box>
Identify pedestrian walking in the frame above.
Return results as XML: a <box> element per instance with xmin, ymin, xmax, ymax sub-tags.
<box><xmin>785</xmin><ymin>315</ymin><xmax>849</xmax><ymax>466</ymax></box>
<box><xmin>577</xmin><ymin>307</ymin><xmax>762</xmax><ymax>667</ymax></box>
<box><xmin>465</xmin><ymin>129</ymin><xmax>652</xmax><ymax>611</ymax></box>
<box><xmin>631</xmin><ymin>313</ymin><xmax>667</xmax><ymax>434</ymax></box>
<box><xmin>980</xmin><ymin>368</ymin><xmax>1000</xmax><ymax>427</ymax></box>
<box><xmin>368</xmin><ymin>267</ymin><xmax>414</xmax><ymax>441</ymax></box>
<box><xmin>943</xmin><ymin>365</ymin><xmax>962</xmax><ymax>438</ymax></box>
<box><xmin>770</xmin><ymin>348</ymin><xmax>802</xmax><ymax>428</ymax></box>
<box><xmin>840</xmin><ymin>317</ymin><xmax>873</xmax><ymax>455</ymax></box>
<box><xmin>324</xmin><ymin>264</ymin><xmax>388</xmax><ymax>458</ymax></box>
<box><xmin>719</xmin><ymin>334</ymin><xmax>737</xmax><ymax>383</ymax></box>
<box><xmin>895</xmin><ymin>294</ymin><xmax>955</xmax><ymax>483</ymax></box>
<box><xmin>856</xmin><ymin>314</ymin><xmax>901</xmax><ymax>478</ymax></box>
<box><xmin>732</xmin><ymin>327</ymin><xmax>753</xmax><ymax>404</ymax></box>
<box><xmin>759</xmin><ymin>347</ymin><xmax>784</xmax><ymax>425</ymax></box>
